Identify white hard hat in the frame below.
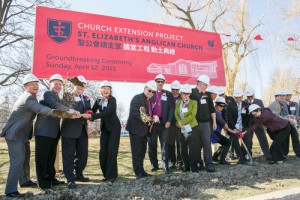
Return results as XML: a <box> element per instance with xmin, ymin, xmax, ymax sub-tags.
<box><xmin>171</xmin><ymin>80</ymin><xmax>180</xmax><ymax>89</ymax></box>
<box><xmin>181</xmin><ymin>84</ymin><xmax>192</xmax><ymax>94</ymax></box>
<box><xmin>218</xmin><ymin>87</ymin><xmax>226</xmax><ymax>95</ymax></box>
<box><xmin>49</xmin><ymin>74</ymin><xmax>63</xmax><ymax>82</ymax></box>
<box><xmin>197</xmin><ymin>75</ymin><xmax>210</xmax><ymax>85</ymax></box>
<box><xmin>245</xmin><ymin>87</ymin><xmax>255</xmax><ymax>96</ymax></box>
<box><xmin>284</xmin><ymin>89</ymin><xmax>292</xmax><ymax>95</ymax></box>
<box><xmin>77</xmin><ymin>75</ymin><xmax>87</xmax><ymax>84</ymax></box>
<box><xmin>100</xmin><ymin>80</ymin><xmax>112</xmax><ymax>88</ymax></box>
<box><xmin>233</xmin><ymin>88</ymin><xmax>243</xmax><ymax>97</ymax></box>
<box><xmin>215</xmin><ymin>97</ymin><xmax>226</xmax><ymax>104</ymax></box>
<box><xmin>249</xmin><ymin>104</ymin><xmax>261</xmax><ymax>113</ymax></box>
<box><xmin>274</xmin><ymin>89</ymin><xmax>285</xmax><ymax>96</ymax></box>
<box><xmin>155</xmin><ymin>74</ymin><xmax>165</xmax><ymax>81</ymax></box>
<box><xmin>22</xmin><ymin>74</ymin><xmax>39</xmax><ymax>85</ymax></box>
<box><xmin>145</xmin><ymin>80</ymin><xmax>157</xmax><ymax>91</ymax></box>
<box><xmin>208</xmin><ymin>85</ymin><xmax>220</xmax><ymax>94</ymax></box>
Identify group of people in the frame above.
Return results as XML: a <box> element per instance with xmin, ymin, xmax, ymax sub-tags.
<box><xmin>1</xmin><ymin>73</ymin><xmax>299</xmax><ymax>198</ymax></box>
<box><xmin>1</xmin><ymin>73</ymin><xmax>120</xmax><ymax>198</ymax></box>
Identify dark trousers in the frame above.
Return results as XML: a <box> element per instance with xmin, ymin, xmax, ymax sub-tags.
<box><xmin>35</xmin><ymin>135</ymin><xmax>59</xmax><ymax>189</ymax></box>
<box><xmin>99</xmin><ymin>127</ymin><xmax>120</xmax><ymax>180</ymax></box>
<box><xmin>180</xmin><ymin>127</ymin><xmax>200</xmax><ymax>172</ymax></box>
<box><xmin>268</xmin><ymin>125</ymin><xmax>291</xmax><ymax>161</ymax></box>
<box><xmin>197</xmin><ymin>122</ymin><xmax>213</xmax><ymax>165</ymax></box>
<box><xmin>148</xmin><ymin>123</ymin><xmax>166</xmax><ymax>169</ymax></box>
<box><xmin>20</xmin><ymin>141</ymin><xmax>31</xmax><ymax>185</ymax></box>
<box><xmin>130</xmin><ymin>133</ymin><xmax>147</xmax><ymax>176</ymax></box>
<box><xmin>62</xmin><ymin>127</ymin><xmax>88</xmax><ymax>182</ymax></box>
<box><xmin>168</xmin><ymin>125</ymin><xmax>182</xmax><ymax>165</ymax></box>
<box><xmin>282</xmin><ymin>125</ymin><xmax>300</xmax><ymax>156</ymax></box>
<box><xmin>242</xmin><ymin>127</ymin><xmax>271</xmax><ymax>159</ymax></box>
<box><xmin>229</xmin><ymin>132</ymin><xmax>245</xmax><ymax>161</ymax></box>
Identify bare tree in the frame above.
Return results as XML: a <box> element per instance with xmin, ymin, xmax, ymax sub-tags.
<box><xmin>0</xmin><ymin>0</ymin><xmax>69</xmax><ymax>88</ymax></box>
<box><xmin>152</xmin><ymin>0</ymin><xmax>261</xmax><ymax>94</ymax></box>
<box><xmin>0</xmin><ymin>95</ymin><xmax>11</xmax><ymax>128</ymax></box>
<box><xmin>263</xmin><ymin>66</ymin><xmax>300</xmax><ymax>104</ymax></box>
<box><xmin>117</xmin><ymin>102</ymin><xmax>127</xmax><ymax>122</ymax></box>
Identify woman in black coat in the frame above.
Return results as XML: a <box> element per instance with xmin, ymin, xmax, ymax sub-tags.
<box><xmin>83</xmin><ymin>80</ymin><xmax>121</xmax><ymax>183</ymax></box>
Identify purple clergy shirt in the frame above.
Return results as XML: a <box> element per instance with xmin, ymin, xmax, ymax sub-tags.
<box><xmin>153</xmin><ymin>91</ymin><xmax>163</xmax><ymax>118</ymax></box>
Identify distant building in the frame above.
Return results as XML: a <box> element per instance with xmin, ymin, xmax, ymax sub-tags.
<box><xmin>147</xmin><ymin>59</ymin><xmax>217</xmax><ymax>78</ymax></box>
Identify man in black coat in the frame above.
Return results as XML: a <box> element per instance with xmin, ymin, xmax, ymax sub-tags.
<box><xmin>148</xmin><ymin>74</ymin><xmax>174</xmax><ymax>174</ymax></box>
<box><xmin>227</xmin><ymin>88</ymin><xmax>248</xmax><ymax>164</ymax></box>
<box><xmin>242</xmin><ymin>87</ymin><xmax>271</xmax><ymax>160</ymax></box>
<box><xmin>34</xmin><ymin>74</ymin><xmax>77</xmax><ymax>190</ymax></box>
<box><xmin>126</xmin><ymin>80</ymin><xmax>157</xmax><ymax>179</ymax></box>
<box><xmin>61</xmin><ymin>75</ymin><xmax>91</xmax><ymax>189</ymax></box>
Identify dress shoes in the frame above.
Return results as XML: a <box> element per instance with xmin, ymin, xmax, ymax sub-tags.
<box><xmin>237</xmin><ymin>159</ymin><xmax>247</xmax><ymax>165</ymax></box>
<box><xmin>206</xmin><ymin>164</ymin><xmax>216</xmax><ymax>172</ymax></box>
<box><xmin>219</xmin><ymin>160</ymin><xmax>230</xmax><ymax>165</ymax></box>
<box><xmin>136</xmin><ymin>174</ymin><xmax>146</xmax><ymax>180</ymax></box>
<box><xmin>75</xmin><ymin>174</ymin><xmax>90</xmax><ymax>182</ymax></box>
<box><xmin>142</xmin><ymin>171</ymin><xmax>152</xmax><ymax>177</ymax></box>
<box><xmin>41</xmin><ymin>185</ymin><xmax>52</xmax><ymax>191</ymax></box>
<box><xmin>20</xmin><ymin>180</ymin><xmax>37</xmax><ymax>187</ymax></box>
<box><xmin>150</xmin><ymin>167</ymin><xmax>159</xmax><ymax>172</ymax></box>
<box><xmin>67</xmin><ymin>181</ymin><xmax>77</xmax><ymax>189</ymax></box>
<box><xmin>101</xmin><ymin>178</ymin><xmax>108</xmax><ymax>182</ymax></box>
<box><xmin>6</xmin><ymin>191</ymin><xmax>25</xmax><ymax>198</ymax></box>
<box><xmin>51</xmin><ymin>178</ymin><xmax>65</xmax><ymax>186</ymax></box>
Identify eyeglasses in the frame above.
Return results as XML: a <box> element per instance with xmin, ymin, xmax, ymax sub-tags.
<box><xmin>218</xmin><ymin>105</ymin><xmax>226</xmax><ymax>108</ymax></box>
<box><xmin>148</xmin><ymin>90</ymin><xmax>155</xmax><ymax>93</ymax></box>
<box><xmin>156</xmin><ymin>81</ymin><xmax>165</xmax><ymax>84</ymax></box>
<box><xmin>172</xmin><ymin>89</ymin><xmax>179</xmax><ymax>91</ymax></box>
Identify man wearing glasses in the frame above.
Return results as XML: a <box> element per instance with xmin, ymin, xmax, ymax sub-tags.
<box><xmin>168</xmin><ymin>80</ymin><xmax>183</xmax><ymax>170</ymax></box>
<box><xmin>148</xmin><ymin>74</ymin><xmax>174</xmax><ymax>174</ymax></box>
<box><xmin>190</xmin><ymin>75</ymin><xmax>217</xmax><ymax>172</ymax></box>
<box><xmin>126</xmin><ymin>80</ymin><xmax>157</xmax><ymax>179</ymax></box>
<box><xmin>242</xmin><ymin>87</ymin><xmax>271</xmax><ymax>161</ymax></box>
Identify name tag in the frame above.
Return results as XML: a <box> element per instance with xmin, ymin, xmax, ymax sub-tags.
<box><xmin>242</xmin><ymin>109</ymin><xmax>246</xmax><ymax>114</ymax></box>
<box><xmin>290</xmin><ymin>107</ymin><xmax>296</xmax><ymax>111</ymax></box>
<box><xmin>103</xmin><ymin>101</ymin><xmax>108</xmax><ymax>107</ymax></box>
<box><xmin>182</xmin><ymin>107</ymin><xmax>188</xmax><ymax>113</ymax></box>
<box><xmin>74</xmin><ymin>97</ymin><xmax>81</xmax><ymax>102</ymax></box>
<box><xmin>161</xmin><ymin>95</ymin><xmax>167</xmax><ymax>101</ymax></box>
<box><xmin>200</xmin><ymin>99</ymin><xmax>207</xmax><ymax>104</ymax></box>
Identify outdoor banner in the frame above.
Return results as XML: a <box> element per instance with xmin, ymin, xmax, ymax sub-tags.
<box><xmin>33</xmin><ymin>6</ymin><xmax>226</xmax><ymax>85</ymax></box>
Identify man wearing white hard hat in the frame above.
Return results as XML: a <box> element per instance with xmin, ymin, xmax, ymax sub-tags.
<box><xmin>34</xmin><ymin>74</ymin><xmax>78</xmax><ymax>189</ymax></box>
<box><xmin>207</xmin><ymin>85</ymin><xmax>222</xmax><ymax>101</ymax></box>
<box><xmin>126</xmin><ymin>80</ymin><xmax>157</xmax><ymax>179</ymax></box>
<box><xmin>226</xmin><ymin>88</ymin><xmax>247</xmax><ymax>164</ymax></box>
<box><xmin>0</xmin><ymin>74</ymin><xmax>57</xmax><ymax>197</ymax></box>
<box><xmin>168</xmin><ymin>80</ymin><xmax>183</xmax><ymax>169</ymax></box>
<box><xmin>148</xmin><ymin>74</ymin><xmax>174</xmax><ymax>174</ymax></box>
<box><xmin>190</xmin><ymin>74</ymin><xmax>217</xmax><ymax>172</ymax></box>
<box><xmin>174</xmin><ymin>84</ymin><xmax>199</xmax><ymax>172</ymax></box>
<box><xmin>61</xmin><ymin>75</ymin><xmax>92</xmax><ymax>189</ymax></box>
<box><xmin>240</xmin><ymin>104</ymin><xmax>292</xmax><ymax>164</ymax></box>
<box><xmin>82</xmin><ymin>80</ymin><xmax>121</xmax><ymax>183</ymax></box>
<box><xmin>241</xmin><ymin>87</ymin><xmax>271</xmax><ymax>161</ymax></box>
<box><xmin>282</xmin><ymin>89</ymin><xmax>300</xmax><ymax>158</ymax></box>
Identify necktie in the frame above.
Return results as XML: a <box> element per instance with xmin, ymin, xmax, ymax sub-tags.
<box><xmin>236</xmin><ymin>103</ymin><xmax>242</xmax><ymax>129</ymax></box>
<box><xmin>80</xmin><ymin>95</ymin><xmax>85</xmax><ymax>107</ymax></box>
<box><xmin>287</xmin><ymin>103</ymin><xmax>291</xmax><ymax>114</ymax></box>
